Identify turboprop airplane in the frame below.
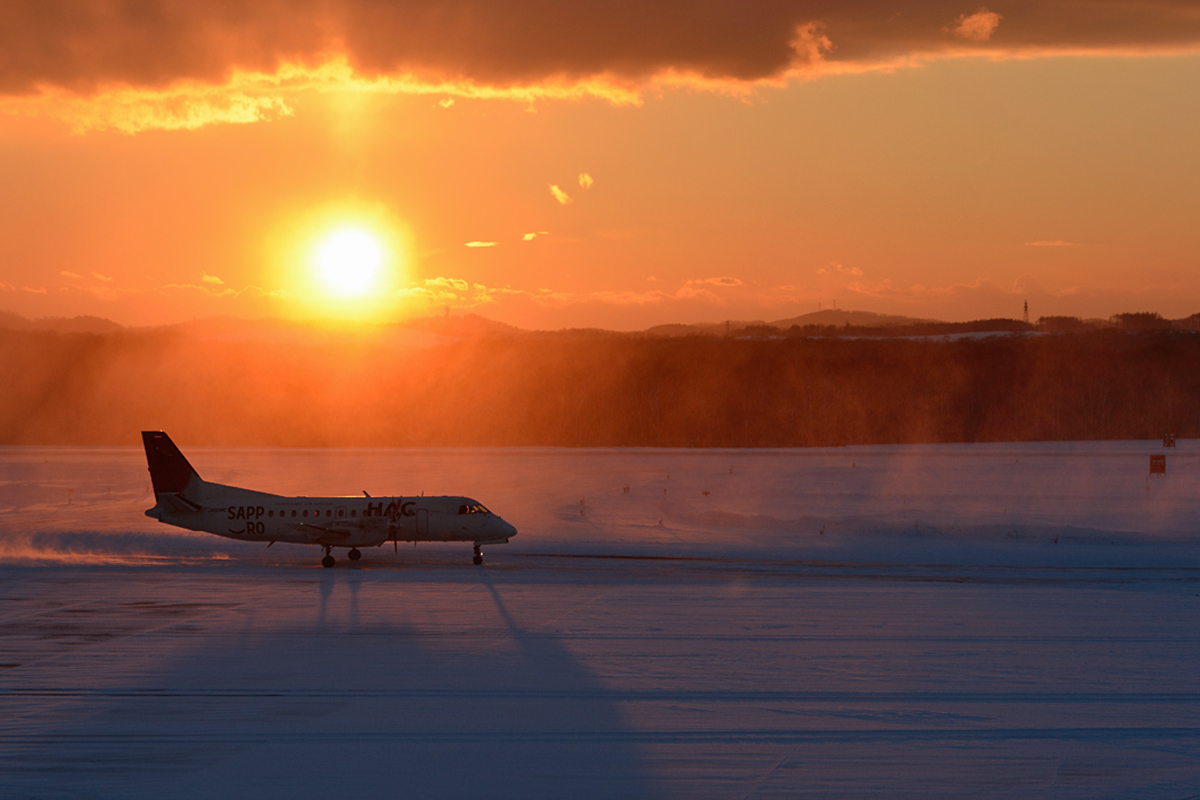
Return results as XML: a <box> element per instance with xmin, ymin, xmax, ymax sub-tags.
<box><xmin>141</xmin><ymin>431</ymin><xmax>516</xmax><ymax>568</ymax></box>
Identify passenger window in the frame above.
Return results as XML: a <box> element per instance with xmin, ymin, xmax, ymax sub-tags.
<box><xmin>303</xmin><ymin>510</ymin><xmax>308</xmax><ymax>517</ymax></box>
<box><xmin>268</xmin><ymin>510</ymin><xmax>274</xmax><ymax>518</ymax></box>
<box><xmin>351</xmin><ymin>510</ymin><xmax>356</xmax><ymax>517</ymax></box>
<box><xmin>326</xmin><ymin>509</ymin><xmax>331</xmax><ymax>517</ymax></box>
<box><xmin>291</xmin><ymin>510</ymin><xmax>296</xmax><ymax>517</ymax></box>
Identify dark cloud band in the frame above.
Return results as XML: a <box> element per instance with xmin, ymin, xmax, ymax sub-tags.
<box><xmin>3</xmin><ymin>1</ymin><xmax>1199</xmax><ymax>95</ymax></box>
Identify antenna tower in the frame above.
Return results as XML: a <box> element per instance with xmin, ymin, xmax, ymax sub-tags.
<box><xmin>1023</xmin><ymin>301</ymin><xmax>1030</xmax><ymax>324</ymax></box>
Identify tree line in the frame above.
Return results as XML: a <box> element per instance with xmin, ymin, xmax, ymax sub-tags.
<box><xmin>2</xmin><ymin>327</ymin><xmax>1197</xmax><ymax>446</ymax></box>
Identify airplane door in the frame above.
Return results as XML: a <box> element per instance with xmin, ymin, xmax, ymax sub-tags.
<box><xmin>416</xmin><ymin>508</ymin><xmax>429</xmax><ymax>538</ymax></box>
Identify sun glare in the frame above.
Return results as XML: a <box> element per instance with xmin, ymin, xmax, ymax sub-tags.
<box><xmin>314</xmin><ymin>228</ymin><xmax>384</xmax><ymax>297</ymax></box>
<box><xmin>265</xmin><ymin>202</ymin><xmax>407</xmax><ymax>322</ymax></box>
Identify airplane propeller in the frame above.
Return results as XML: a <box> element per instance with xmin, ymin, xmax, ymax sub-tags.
<box><xmin>390</xmin><ymin>497</ymin><xmax>401</xmax><ymax>553</ymax></box>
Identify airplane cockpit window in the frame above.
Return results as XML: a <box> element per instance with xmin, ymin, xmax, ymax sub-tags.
<box><xmin>458</xmin><ymin>504</ymin><xmax>491</xmax><ymax>515</ymax></box>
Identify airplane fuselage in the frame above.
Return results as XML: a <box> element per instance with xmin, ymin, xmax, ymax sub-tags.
<box><xmin>155</xmin><ymin>489</ymin><xmax>514</xmax><ymax>549</ymax></box>
<box><xmin>141</xmin><ymin>430</ymin><xmax>516</xmax><ymax>566</ymax></box>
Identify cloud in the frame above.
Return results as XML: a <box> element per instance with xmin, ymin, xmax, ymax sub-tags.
<box><xmin>527</xmin><ymin>289</ymin><xmax>576</xmax><ymax>307</ymax></box>
<box><xmin>60</xmin><ymin>271</ymin><xmax>81</xmax><ymax>279</ymax></box>
<box><xmin>91</xmin><ymin>272</ymin><xmax>113</xmax><ymax>282</ymax></box>
<box><xmin>23</xmin><ymin>286</ymin><xmax>47</xmax><ymax>294</ymax></box>
<box><xmin>1</xmin><ymin>282</ymin><xmax>16</xmax><ymax>291</ymax></box>
<box><xmin>588</xmin><ymin>289</ymin><xmax>674</xmax><ymax>306</ymax></box>
<box><xmin>425</xmin><ymin>277</ymin><xmax>470</xmax><ymax>292</ymax></box>
<box><xmin>674</xmin><ymin>285</ymin><xmax>723</xmax><ymax>302</ymax></box>
<box><xmin>439</xmin><ymin>97</ymin><xmax>454</xmax><ymax>108</ymax></box>
<box><xmin>390</xmin><ymin>274</ymin><xmax>757</xmax><ymax>313</ymax></box>
<box><xmin>549</xmin><ymin>184</ymin><xmax>573</xmax><ymax>205</ymax></box>
<box><xmin>159</xmin><ymin>282</ymin><xmax>270</xmax><ymax>300</ymax></box>
<box><xmin>201</xmin><ymin>273</ymin><xmax>224</xmax><ymax>285</ymax></box>
<box><xmin>952</xmin><ymin>8</ymin><xmax>1002</xmax><ymax>42</ymax></box>
<box><xmin>465</xmin><ymin>241</ymin><xmax>498</xmax><ymax>248</ymax></box>
<box><xmin>1025</xmin><ymin>240</ymin><xmax>1082</xmax><ymax>247</ymax></box>
<box><xmin>395</xmin><ymin>275</ymin><xmax>521</xmax><ymax>308</ymax></box>
<box><xmin>578</xmin><ymin>173</ymin><xmax>594</xmax><ymax>190</ymax></box>
<box><xmin>845</xmin><ymin>276</ymin><xmax>1001</xmax><ymax>301</ymax></box>
<box><xmin>5</xmin><ymin>2</ymin><xmax>1197</xmax><ymax>132</ymax></box>
<box><xmin>522</xmin><ymin>231</ymin><xmax>549</xmax><ymax>241</ymax></box>
<box><xmin>589</xmin><ymin>279</ymin><xmax>745</xmax><ymax>306</ymax></box>
<box><xmin>3</xmin><ymin>79</ymin><xmax>293</xmax><ymax>133</ymax></box>
<box><xmin>0</xmin><ymin>3</ymin><xmax>803</xmax><ymax>99</ymax></box>
<box><xmin>819</xmin><ymin>262</ymin><xmax>863</xmax><ymax>276</ymax></box>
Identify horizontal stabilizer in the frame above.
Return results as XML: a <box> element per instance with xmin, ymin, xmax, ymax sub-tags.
<box><xmin>164</xmin><ymin>493</ymin><xmax>201</xmax><ymax>514</ymax></box>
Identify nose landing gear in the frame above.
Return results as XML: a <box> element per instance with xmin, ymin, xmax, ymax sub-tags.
<box><xmin>321</xmin><ymin>545</ymin><xmax>335</xmax><ymax>569</ymax></box>
<box><xmin>473</xmin><ymin>544</ymin><xmax>483</xmax><ymax>566</ymax></box>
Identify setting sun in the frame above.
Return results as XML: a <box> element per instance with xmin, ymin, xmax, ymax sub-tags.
<box><xmin>313</xmin><ymin>228</ymin><xmax>384</xmax><ymax>297</ymax></box>
<box><xmin>262</xmin><ymin>201</ymin><xmax>409</xmax><ymax>322</ymax></box>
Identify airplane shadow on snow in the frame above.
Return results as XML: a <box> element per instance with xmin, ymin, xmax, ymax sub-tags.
<box><xmin>7</xmin><ymin>568</ymin><xmax>659</xmax><ymax>800</ymax></box>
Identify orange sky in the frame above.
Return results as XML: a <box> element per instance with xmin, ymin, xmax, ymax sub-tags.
<box><xmin>2</xmin><ymin>1</ymin><xmax>1199</xmax><ymax>330</ymax></box>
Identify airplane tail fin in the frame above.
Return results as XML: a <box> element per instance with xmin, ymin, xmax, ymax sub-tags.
<box><xmin>141</xmin><ymin>431</ymin><xmax>200</xmax><ymax>497</ymax></box>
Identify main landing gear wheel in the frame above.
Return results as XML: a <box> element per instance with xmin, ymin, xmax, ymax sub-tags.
<box><xmin>473</xmin><ymin>544</ymin><xmax>483</xmax><ymax>566</ymax></box>
<box><xmin>348</xmin><ymin>548</ymin><xmax>361</xmax><ymax>561</ymax></box>
<box><xmin>321</xmin><ymin>545</ymin><xmax>335</xmax><ymax>568</ymax></box>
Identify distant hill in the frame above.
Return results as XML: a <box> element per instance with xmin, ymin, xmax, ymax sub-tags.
<box><xmin>768</xmin><ymin>309</ymin><xmax>935</xmax><ymax>329</ymax></box>
<box><xmin>395</xmin><ymin>313</ymin><xmax>524</xmax><ymax>338</ymax></box>
<box><xmin>643</xmin><ymin>310</ymin><xmax>933</xmax><ymax>337</ymax></box>
<box><xmin>9</xmin><ymin>307</ymin><xmax>1200</xmax><ymax>344</ymax></box>
<box><xmin>155</xmin><ymin>315</ymin><xmax>301</xmax><ymax>338</ymax></box>
<box><xmin>0</xmin><ymin>310</ymin><xmax>123</xmax><ymax>334</ymax></box>
<box><xmin>641</xmin><ymin>322</ymin><xmax>741</xmax><ymax>337</ymax></box>
<box><xmin>8</xmin><ymin>317</ymin><xmax>1200</xmax><ymax>446</ymax></box>
<box><xmin>154</xmin><ymin>314</ymin><xmax>473</xmax><ymax>349</ymax></box>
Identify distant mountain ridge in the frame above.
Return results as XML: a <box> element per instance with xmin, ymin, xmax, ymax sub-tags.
<box><xmin>770</xmin><ymin>309</ymin><xmax>937</xmax><ymax>329</ymax></box>
<box><xmin>5</xmin><ymin>307</ymin><xmax>1200</xmax><ymax>340</ymax></box>
<box><xmin>644</xmin><ymin>309</ymin><xmax>934</xmax><ymax>336</ymax></box>
<box><xmin>394</xmin><ymin>313</ymin><xmax>523</xmax><ymax>338</ymax></box>
<box><xmin>0</xmin><ymin>310</ymin><xmax>124</xmax><ymax>334</ymax></box>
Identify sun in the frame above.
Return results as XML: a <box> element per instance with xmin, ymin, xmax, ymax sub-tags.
<box><xmin>313</xmin><ymin>227</ymin><xmax>385</xmax><ymax>297</ymax></box>
<box><xmin>264</xmin><ymin>202</ymin><xmax>408</xmax><ymax>322</ymax></box>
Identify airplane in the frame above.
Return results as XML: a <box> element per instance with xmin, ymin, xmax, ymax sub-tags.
<box><xmin>141</xmin><ymin>430</ymin><xmax>517</xmax><ymax>568</ymax></box>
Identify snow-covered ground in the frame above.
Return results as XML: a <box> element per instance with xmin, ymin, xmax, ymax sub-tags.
<box><xmin>2</xmin><ymin>442</ymin><xmax>1199</xmax><ymax>797</ymax></box>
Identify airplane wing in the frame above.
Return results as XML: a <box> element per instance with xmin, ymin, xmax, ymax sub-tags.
<box><xmin>299</xmin><ymin>518</ymin><xmax>389</xmax><ymax>545</ymax></box>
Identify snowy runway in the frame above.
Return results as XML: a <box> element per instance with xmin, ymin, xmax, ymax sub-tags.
<box><xmin>3</xmin><ymin>443</ymin><xmax>1200</xmax><ymax>797</ymax></box>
